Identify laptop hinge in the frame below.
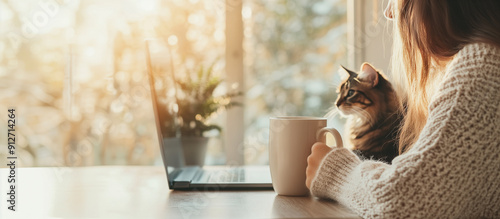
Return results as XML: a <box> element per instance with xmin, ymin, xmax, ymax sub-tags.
<box><xmin>173</xmin><ymin>181</ymin><xmax>191</xmax><ymax>189</ymax></box>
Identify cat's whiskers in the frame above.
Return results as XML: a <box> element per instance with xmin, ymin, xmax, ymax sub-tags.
<box><xmin>350</xmin><ymin>106</ymin><xmax>375</xmax><ymax>127</ymax></box>
<box><xmin>325</xmin><ymin>107</ymin><xmax>340</xmax><ymax>119</ymax></box>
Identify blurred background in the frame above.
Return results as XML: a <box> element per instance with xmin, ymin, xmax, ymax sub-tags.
<box><xmin>0</xmin><ymin>0</ymin><xmax>353</xmax><ymax>167</ymax></box>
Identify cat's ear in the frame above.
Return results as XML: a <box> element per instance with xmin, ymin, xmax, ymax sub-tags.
<box><xmin>358</xmin><ymin>62</ymin><xmax>379</xmax><ymax>87</ymax></box>
<box><xmin>340</xmin><ymin>65</ymin><xmax>358</xmax><ymax>80</ymax></box>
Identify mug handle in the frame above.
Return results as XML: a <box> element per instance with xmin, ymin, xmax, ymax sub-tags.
<box><xmin>316</xmin><ymin>127</ymin><xmax>343</xmax><ymax>148</ymax></box>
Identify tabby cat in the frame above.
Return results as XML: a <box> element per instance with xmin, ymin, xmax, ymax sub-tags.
<box><xmin>334</xmin><ymin>63</ymin><xmax>402</xmax><ymax>163</ymax></box>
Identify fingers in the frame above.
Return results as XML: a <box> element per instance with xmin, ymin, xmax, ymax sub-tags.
<box><xmin>306</xmin><ymin>142</ymin><xmax>332</xmax><ymax>189</ymax></box>
<box><xmin>306</xmin><ymin>162</ymin><xmax>316</xmax><ymax>189</ymax></box>
<box><xmin>311</xmin><ymin>142</ymin><xmax>332</xmax><ymax>159</ymax></box>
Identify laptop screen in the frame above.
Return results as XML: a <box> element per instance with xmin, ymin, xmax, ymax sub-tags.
<box><xmin>145</xmin><ymin>39</ymin><xmax>182</xmax><ymax>187</ymax></box>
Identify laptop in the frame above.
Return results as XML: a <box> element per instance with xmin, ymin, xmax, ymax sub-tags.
<box><xmin>145</xmin><ymin>39</ymin><xmax>273</xmax><ymax>190</ymax></box>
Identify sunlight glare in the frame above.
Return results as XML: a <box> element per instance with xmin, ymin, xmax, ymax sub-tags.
<box><xmin>168</xmin><ymin>35</ymin><xmax>178</xmax><ymax>46</ymax></box>
<box><xmin>242</xmin><ymin>6</ymin><xmax>252</xmax><ymax>19</ymax></box>
<box><xmin>187</xmin><ymin>29</ymin><xmax>198</xmax><ymax>41</ymax></box>
<box><xmin>139</xmin><ymin>0</ymin><xmax>157</xmax><ymax>12</ymax></box>
<box><xmin>173</xmin><ymin>103</ymin><xmax>179</xmax><ymax>113</ymax></box>
<box><xmin>188</xmin><ymin>13</ymin><xmax>204</xmax><ymax>25</ymax></box>
<box><xmin>84</xmin><ymin>47</ymin><xmax>96</xmax><ymax>57</ymax></box>
<box><xmin>213</xmin><ymin>29</ymin><xmax>224</xmax><ymax>42</ymax></box>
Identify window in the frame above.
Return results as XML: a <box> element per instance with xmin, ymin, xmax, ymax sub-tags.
<box><xmin>0</xmin><ymin>0</ymin><xmax>349</xmax><ymax>166</ymax></box>
<box><xmin>242</xmin><ymin>0</ymin><xmax>347</xmax><ymax>164</ymax></box>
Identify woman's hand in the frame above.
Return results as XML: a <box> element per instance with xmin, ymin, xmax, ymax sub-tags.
<box><xmin>306</xmin><ymin>142</ymin><xmax>333</xmax><ymax>189</ymax></box>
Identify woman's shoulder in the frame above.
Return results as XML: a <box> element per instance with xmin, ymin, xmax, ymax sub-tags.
<box><xmin>447</xmin><ymin>43</ymin><xmax>500</xmax><ymax>78</ymax></box>
<box><xmin>430</xmin><ymin>43</ymin><xmax>500</xmax><ymax>112</ymax></box>
<box><xmin>459</xmin><ymin>42</ymin><xmax>500</xmax><ymax>57</ymax></box>
<box><xmin>441</xmin><ymin>43</ymin><xmax>500</xmax><ymax>89</ymax></box>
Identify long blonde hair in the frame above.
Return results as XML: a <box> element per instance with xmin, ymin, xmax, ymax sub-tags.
<box><xmin>391</xmin><ymin>0</ymin><xmax>500</xmax><ymax>153</ymax></box>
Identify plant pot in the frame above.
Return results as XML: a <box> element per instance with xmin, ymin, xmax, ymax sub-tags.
<box><xmin>162</xmin><ymin>137</ymin><xmax>185</xmax><ymax>168</ymax></box>
<box><xmin>181</xmin><ymin>137</ymin><xmax>209</xmax><ymax>166</ymax></box>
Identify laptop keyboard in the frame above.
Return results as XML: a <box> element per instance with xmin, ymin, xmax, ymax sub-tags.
<box><xmin>207</xmin><ymin>168</ymin><xmax>245</xmax><ymax>183</ymax></box>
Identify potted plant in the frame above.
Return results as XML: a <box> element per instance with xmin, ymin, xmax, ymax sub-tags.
<box><xmin>173</xmin><ymin>63</ymin><xmax>242</xmax><ymax>166</ymax></box>
<box><xmin>154</xmin><ymin>78</ymin><xmax>185</xmax><ymax>168</ymax></box>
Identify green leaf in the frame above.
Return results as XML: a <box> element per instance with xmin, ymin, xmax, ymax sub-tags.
<box><xmin>170</xmin><ymin>60</ymin><xmax>243</xmax><ymax>137</ymax></box>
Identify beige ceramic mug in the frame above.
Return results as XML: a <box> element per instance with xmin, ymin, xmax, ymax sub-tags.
<box><xmin>269</xmin><ymin>116</ymin><xmax>343</xmax><ymax>196</ymax></box>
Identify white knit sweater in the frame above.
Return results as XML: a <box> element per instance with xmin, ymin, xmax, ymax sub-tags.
<box><xmin>311</xmin><ymin>43</ymin><xmax>500</xmax><ymax>218</ymax></box>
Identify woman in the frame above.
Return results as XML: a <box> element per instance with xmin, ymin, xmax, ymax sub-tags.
<box><xmin>306</xmin><ymin>0</ymin><xmax>500</xmax><ymax>218</ymax></box>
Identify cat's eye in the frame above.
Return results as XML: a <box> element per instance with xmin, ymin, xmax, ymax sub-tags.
<box><xmin>347</xmin><ymin>89</ymin><xmax>355</xmax><ymax>97</ymax></box>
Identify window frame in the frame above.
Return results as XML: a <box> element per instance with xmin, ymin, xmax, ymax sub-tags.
<box><xmin>224</xmin><ymin>0</ymin><xmax>392</xmax><ymax>164</ymax></box>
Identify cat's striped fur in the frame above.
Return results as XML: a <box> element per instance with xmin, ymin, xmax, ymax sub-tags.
<box><xmin>335</xmin><ymin>63</ymin><xmax>402</xmax><ymax>164</ymax></box>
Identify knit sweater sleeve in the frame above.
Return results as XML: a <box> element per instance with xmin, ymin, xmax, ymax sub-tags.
<box><xmin>310</xmin><ymin>43</ymin><xmax>500</xmax><ymax>218</ymax></box>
